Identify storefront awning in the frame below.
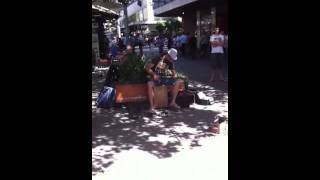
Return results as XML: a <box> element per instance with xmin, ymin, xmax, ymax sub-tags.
<box><xmin>92</xmin><ymin>4</ymin><xmax>119</xmax><ymax>18</ymax></box>
<box><xmin>154</xmin><ymin>0</ymin><xmax>225</xmax><ymax>17</ymax></box>
<box><xmin>154</xmin><ymin>0</ymin><xmax>198</xmax><ymax>16</ymax></box>
<box><xmin>92</xmin><ymin>0</ymin><xmax>123</xmax><ymax>13</ymax></box>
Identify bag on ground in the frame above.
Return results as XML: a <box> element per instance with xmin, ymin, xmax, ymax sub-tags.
<box><xmin>174</xmin><ymin>90</ymin><xmax>195</xmax><ymax>108</ymax></box>
<box><xmin>96</xmin><ymin>86</ymin><xmax>116</xmax><ymax>109</ymax></box>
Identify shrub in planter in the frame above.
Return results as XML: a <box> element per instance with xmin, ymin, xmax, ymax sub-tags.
<box><xmin>118</xmin><ymin>52</ymin><xmax>147</xmax><ymax>84</ymax></box>
<box><xmin>176</xmin><ymin>72</ymin><xmax>189</xmax><ymax>89</ymax></box>
<box><xmin>118</xmin><ymin>53</ymin><xmax>189</xmax><ymax>86</ymax></box>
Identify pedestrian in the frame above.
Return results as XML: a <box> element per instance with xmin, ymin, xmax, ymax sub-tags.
<box><xmin>156</xmin><ymin>34</ymin><xmax>165</xmax><ymax>54</ymax></box>
<box><xmin>175</xmin><ymin>33</ymin><xmax>182</xmax><ymax>55</ymax></box>
<box><xmin>200</xmin><ymin>31</ymin><xmax>209</xmax><ymax>57</ymax></box>
<box><xmin>208</xmin><ymin>27</ymin><xmax>226</xmax><ymax>82</ymax></box>
<box><xmin>117</xmin><ymin>37</ymin><xmax>125</xmax><ymax>51</ymax></box>
<box><xmin>190</xmin><ymin>33</ymin><xmax>197</xmax><ymax>60</ymax></box>
<box><xmin>111</xmin><ymin>39</ymin><xmax>118</xmax><ymax>59</ymax></box>
<box><xmin>167</xmin><ymin>34</ymin><xmax>173</xmax><ymax>50</ymax></box>
<box><xmin>137</xmin><ymin>33</ymin><xmax>144</xmax><ymax>57</ymax></box>
<box><xmin>179</xmin><ymin>32</ymin><xmax>188</xmax><ymax>57</ymax></box>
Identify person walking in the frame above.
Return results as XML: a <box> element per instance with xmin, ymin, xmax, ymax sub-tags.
<box><xmin>179</xmin><ymin>32</ymin><xmax>188</xmax><ymax>57</ymax></box>
<box><xmin>156</xmin><ymin>34</ymin><xmax>165</xmax><ymax>54</ymax></box>
<box><xmin>200</xmin><ymin>32</ymin><xmax>209</xmax><ymax>57</ymax></box>
<box><xmin>190</xmin><ymin>33</ymin><xmax>197</xmax><ymax>60</ymax></box>
<box><xmin>137</xmin><ymin>33</ymin><xmax>144</xmax><ymax>57</ymax></box>
<box><xmin>167</xmin><ymin>34</ymin><xmax>173</xmax><ymax>50</ymax></box>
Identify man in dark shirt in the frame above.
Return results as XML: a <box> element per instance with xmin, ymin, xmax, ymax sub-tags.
<box><xmin>145</xmin><ymin>48</ymin><xmax>184</xmax><ymax>113</ymax></box>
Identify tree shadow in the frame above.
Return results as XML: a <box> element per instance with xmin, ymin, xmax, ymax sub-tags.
<box><xmin>92</xmin><ymin>68</ymin><xmax>228</xmax><ymax>176</ymax></box>
<box><xmin>92</xmin><ymin>106</ymin><xmax>219</xmax><ymax>175</ymax></box>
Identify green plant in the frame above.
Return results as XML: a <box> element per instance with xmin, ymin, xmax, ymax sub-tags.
<box><xmin>176</xmin><ymin>72</ymin><xmax>189</xmax><ymax>89</ymax></box>
<box><xmin>164</xmin><ymin>19</ymin><xmax>182</xmax><ymax>35</ymax></box>
<box><xmin>155</xmin><ymin>23</ymin><xmax>165</xmax><ymax>34</ymax></box>
<box><xmin>118</xmin><ymin>53</ymin><xmax>147</xmax><ymax>84</ymax></box>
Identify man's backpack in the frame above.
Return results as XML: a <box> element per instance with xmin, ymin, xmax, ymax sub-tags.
<box><xmin>104</xmin><ymin>64</ymin><xmax>119</xmax><ymax>86</ymax></box>
<box><xmin>174</xmin><ymin>90</ymin><xmax>195</xmax><ymax>108</ymax></box>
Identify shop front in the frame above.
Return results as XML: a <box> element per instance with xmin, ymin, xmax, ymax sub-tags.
<box><xmin>154</xmin><ymin>0</ymin><xmax>228</xmax><ymax>48</ymax></box>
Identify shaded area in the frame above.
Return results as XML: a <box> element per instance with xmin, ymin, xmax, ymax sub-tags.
<box><xmin>92</xmin><ymin>77</ymin><xmax>228</xmax><ymax>176</ymax></box>
<box><xmin>92</xmin><ymin>105</ymin><xmax>218</xmax><ymax>175</ymax></box>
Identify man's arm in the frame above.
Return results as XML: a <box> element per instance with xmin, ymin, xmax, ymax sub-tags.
<box><xmin>210</xmin><ymin>36</ymin><xmax>216</xmax><ymax>47</ymax></box>
<box><xmin>171</xmin><ymin>69</ymin><xmax>177</xmax><ymax>78</ymax></box>
<box><xmin>145</xmin><ymin>63</ymin><xmax>159</xmax><ymax>80</ymax></box>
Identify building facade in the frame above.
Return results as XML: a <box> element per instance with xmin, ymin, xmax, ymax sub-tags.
<box><xmin>117</xmin><ymin>0</ymin><xmax>174</xmax><ymax>36</ymax></box>
<box><xmin>154</xmin><ymin>0</ymin><xmax>228</xmax><ymax>48</ymax></box>
<box><xmin>92</xmin><ymin>3</ymin><xmax>120</xmax><ymax>60</ymax></box>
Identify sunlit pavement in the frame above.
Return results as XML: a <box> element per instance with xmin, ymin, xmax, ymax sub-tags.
<box><xmin>92</xmin><ymin>46</ymin><xmax>228</xmax><ymax>179</ymax></box>
<box><xmin>93</xmin><ymin>135</ymin><xmax>227</xmax><ymax>180</ymax></box>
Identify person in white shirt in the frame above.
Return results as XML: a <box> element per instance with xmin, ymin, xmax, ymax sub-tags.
<box><xmin>209</xmin><ymin>27</ymin><xmax>226</xmax><ymax>82</ymax></box>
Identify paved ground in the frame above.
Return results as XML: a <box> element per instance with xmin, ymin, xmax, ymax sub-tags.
<box><xmin>92</xmin><ymin>46</ymin><xmax>228</xmax><ymax>180</ymax></box>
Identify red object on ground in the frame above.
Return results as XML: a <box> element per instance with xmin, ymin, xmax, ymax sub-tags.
<box><xmin>210</xmin><ymin>122</ymin><xmax>220</xmax><ymax>134</ymax></box>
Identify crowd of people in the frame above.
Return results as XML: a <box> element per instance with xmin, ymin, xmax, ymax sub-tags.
<box><xmin>93</xmin><ymin>27</ymin><xmax>228</xmax><ymax>115</ymax></box>
<box><xmin>93</xmin><ymin>27</ymin><xmax>228</xmax><ymax>83</ymax></box>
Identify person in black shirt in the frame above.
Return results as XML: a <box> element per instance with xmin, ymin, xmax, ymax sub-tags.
<box><xmin>145</xmin><ymin>48</ymin><xmax>184</xmax><ymax>113</ymax></box>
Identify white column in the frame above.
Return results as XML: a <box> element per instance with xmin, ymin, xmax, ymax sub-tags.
<box><xmin>196</xmin><ymin>10</ymin><xmax>201</xmax><ymax>49</ymax></box>
<box><xmin>146</xmin><ymin>0</ymin><xmax>154</xmax><ymax>22</ymax></box>
<box><xmin>117</xmin><ymin>19</ymin><xmax>121</xmax><ymax>37</ymax></box>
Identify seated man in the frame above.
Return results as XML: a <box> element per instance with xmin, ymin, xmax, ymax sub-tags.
<box><xmin>145</xmin><ymin>48</ymin><xmax>184</xmax><ymax>113</ymax></box>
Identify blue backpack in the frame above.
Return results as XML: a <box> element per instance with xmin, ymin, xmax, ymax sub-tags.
<box><xmin>96</xmin><ymin>86</ymin><xmax>116</xmax><ymax>109</ymax></box>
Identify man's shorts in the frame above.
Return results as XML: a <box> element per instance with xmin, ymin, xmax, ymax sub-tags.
<box><xmin>211</xmin><ymin>53</ymin><xmax>224</xmax><ymax>69</ymax></box>
<box><xmin>153</xmin><ymin>78</ymin><xmax>176</xmax><ymax>86</ymax></box>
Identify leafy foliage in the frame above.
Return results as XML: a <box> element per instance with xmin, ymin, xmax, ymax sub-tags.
<box><xmin>155</xmin><ymin>23</ymin><xmax>166</xmax><ymax>33</ymax></box>
<box><xmin>176</xmin><ymin>72</ymin><xmax>189</xmax><ymax>89</ymax></box>
<box><xmin>164</xmin><ymin>19</ymin><xmax>182</xmax><ymax>35</ymax></box>
<box><xmin>118</xmin><ymin>53</ymin><xmax>147</xmax><ymax>84</ymax></box>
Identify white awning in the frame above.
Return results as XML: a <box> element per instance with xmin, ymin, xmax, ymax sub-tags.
<box><xmin>154</xmin><ymin>0</ymin><xmax>198</xmax><ymax>16</ymax></box>
<box><xmin>92</xmin><ymin>4</ymin><xmax>118</xmax><ymax>15</ymax></box>
<box><xmin>92</xmin><ymin>0</ymin><xmax>123</xmax><ymax>13</ymax></box>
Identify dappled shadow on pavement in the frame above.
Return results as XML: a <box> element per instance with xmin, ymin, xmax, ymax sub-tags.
<box><xmin>92</xmin><ymin>106</ymin><xmax>219</xmax><ymax>176</ymax></box>
<box><xmin>92</xmin><ymin>69</ymin><xmax>228</xmax><ymax>176</ymax></box>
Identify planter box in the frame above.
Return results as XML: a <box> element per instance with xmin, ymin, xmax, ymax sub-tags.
<box><xmin>115</xmin><ymin>84</ymin><xmax>148</xmax><ymax>103</ymax></box>
<box><xmin>115</xmin><ymin>83</ymin><xmax>185</xmax><ymax>103</ymax></box>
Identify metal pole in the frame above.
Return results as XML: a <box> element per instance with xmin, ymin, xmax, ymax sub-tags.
<box><xmin>124</xmin><ymin>4</ymin><xmax>129</xmax><ymax>45</ymax></box>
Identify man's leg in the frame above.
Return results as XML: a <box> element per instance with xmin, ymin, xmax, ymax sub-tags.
<box><xmin>169</xmin><ymin>79</ymin><xmax>184</xmax><ymax>107</ymax></box>
<box><xmin>181</xmin><ymin>44</ymin><xmax>185</xmax><ymax>56</ymax></box>
<box><xmin>209</xmin><ymin>69</ymin><xmax>216</xmax><ymax>83</ymax></box>
<box><xmin>218</xmin><ymin>54</ymin><xmax>225</xmax><ymax>81</ymax></box>
<box><xmin>147</xmin><ymin>81</ymin><xmax>155</xmax><ymax>111</ymax></box>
